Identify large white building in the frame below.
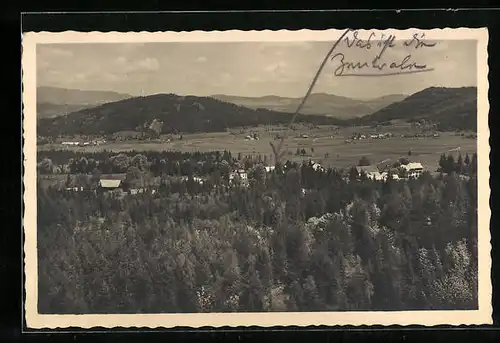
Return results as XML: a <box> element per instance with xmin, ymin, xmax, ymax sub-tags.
<box><xmin>401</xmin><ymin>162</ymin><xmax>424</xmax><ymax>178</ymax></box>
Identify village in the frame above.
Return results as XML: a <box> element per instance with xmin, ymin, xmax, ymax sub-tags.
<box><xmin>58</xmin><ymin>155</ymin><xmax>446</xmax><ymax>199</ymax></box>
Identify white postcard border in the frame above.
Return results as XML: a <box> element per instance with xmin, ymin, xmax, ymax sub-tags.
<box><xmin>22</xmin><ymin>28</ymin><xmax>491</xmax><ymax>328</ymax></box>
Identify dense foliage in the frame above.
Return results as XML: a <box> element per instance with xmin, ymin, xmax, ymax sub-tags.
<box><xmin>37</xmin><ymin>149</ymin><xmax>478</xmax><ymax>314</ymax></box>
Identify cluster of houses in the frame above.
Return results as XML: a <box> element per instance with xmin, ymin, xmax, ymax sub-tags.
<box><xmin>61</xmin><ymin>140</ymin><xmax>107</xmax><ymax>147</ymax></box>
<box><xmin>345</xmin><ymin>133</ymin><xmax>392</xmax><ymax>143</ymax></box>
<box><xmin>244</xmin><ymin>133</ymin><xmax>260</xmax><ymax>141</ymax></box>
<box><xmin>64</xmin><ymin>165</ymin><xmax>278</xmax><ymax>194</ymax></box>
<box><xmin>350</xmin><ymin>132</ymin><xmax>394</xmax><ymax>141</ymax></box>
<box><xmin>400</xmin><ymin>132</ymin><xmax>440</xmax><ymax>138</ymax></box>
<box><xmin>65</xmin><ymin>174</ymin><xmax>156</xmax><ymax>196</ymax></box>
<box><xmin>355</xmin><ymin>162</ymin><xmax>424</xmax><ymax>181</ymax></box>
<box><xmin>345</xmin><ymin>132</ymin><xmax>441</xmax><ymax>144</ymax></box>
<box><xmin>62</xmin><ymin>158</ymin><xmax>426</xmax><ymax>197</ymax></box>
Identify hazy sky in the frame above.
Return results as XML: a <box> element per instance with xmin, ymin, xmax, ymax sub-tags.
<box><xmin>37</xmin><ymin>39</ymin><xmax>477</xmax><ymax>99</ymax></box>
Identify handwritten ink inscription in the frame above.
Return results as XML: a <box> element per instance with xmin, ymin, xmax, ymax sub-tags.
<box><xmin>329</xmin><ymin>30</ymin><xmax>438</xmax><ymax>77</ymax></box>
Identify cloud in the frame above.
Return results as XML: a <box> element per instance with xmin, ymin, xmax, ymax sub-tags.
<box><xmin>136</xmin><ymin>57</ymin><xmax>160</xmax><ymax>71</ymax></box>
<box><xmin>195</xmin><ymin>56</ymin><xmax>208</xmax><ymax>63</ymax></box>
<box><xmin>115</xmin><ymin>56</ymin><xmax>160</xmax><ymax>73</ymax></box>
<box><xmin>74</xmin><ymin>73</ymin><xmax>87</xmax><ymax>81</ymax></box>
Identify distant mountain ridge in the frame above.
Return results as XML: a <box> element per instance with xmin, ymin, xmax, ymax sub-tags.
<box><xmin>37</xmin><ymin>86</ymin><xmax>133</xmax><ymax>118</ymax></box>
<box><xmin>37</xmin><ymin>93</ymin><xmax>344</xmax><ymax>137</ymax></box>
<box><xmin>211</xmin><ymin>93</ymin><xmax>408</xmax><ymax>119</ymax></box>
<box><xmin>37</xmin><ymin>86</ymin><xmax>477</xmax><ymax>136</ymax></box>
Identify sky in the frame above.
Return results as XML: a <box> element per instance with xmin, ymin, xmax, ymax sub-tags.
<box><xmin>37</xmin><ymin>39</ymin><xmax>477</xmax><ymax>99</ymax></box>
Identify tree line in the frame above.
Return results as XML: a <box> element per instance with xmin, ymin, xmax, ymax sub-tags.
<box><xmin>37</xmin><ymin>150</ymin><xmax>478</xmax><ymax>314</ymax></box>
<box><xmin>438</xmin><ymin>152</ymin><xmax>477</xmax><ymax>175</ymax></box>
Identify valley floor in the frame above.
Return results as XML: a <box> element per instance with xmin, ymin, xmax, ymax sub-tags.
<box><xmin>38</xmin><ymin>125</ymin><xmax>477</xmax><ymax>173</ymax></box>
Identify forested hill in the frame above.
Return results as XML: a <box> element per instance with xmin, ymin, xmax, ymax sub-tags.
<box><xmin>37</xmin><ymin>93</ymin><xmax>344</xmax><ymax>136</ymax></box>
<box><xmin>350</xmin><ymin>87</ymin><xmax>477</xmax><ymax>131</ymax></box>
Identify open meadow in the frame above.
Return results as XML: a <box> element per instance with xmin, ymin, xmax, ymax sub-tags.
<box><xmin>38</xmin><ymin>124</ymin><xmax>477</xmax><ymax>172</ymax></box>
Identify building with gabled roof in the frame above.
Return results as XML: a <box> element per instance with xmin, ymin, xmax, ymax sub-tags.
<box><xmin>400</xmin><ymin>162</ymin><xmax>424</xmax><ymax>179</ymax></box>
<box><xmin>99</xmin><ymin>179</ymin><xmax>123</xmax><ymax>190</ymax></box>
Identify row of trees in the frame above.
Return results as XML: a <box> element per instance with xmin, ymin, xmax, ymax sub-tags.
<box><xmin>38</xmin><ymin>149</ymin><xmax>284</xmax><ymax>177</ymax></box>
<box><xmin>37</xmin><ymin>150</ymin><xmax>478</xmax><ymax>314</ymax></box>
<box><xmin>438</xmin><ymin>153</ymin><xmax>477</xmax><ymax>175</ymax></box>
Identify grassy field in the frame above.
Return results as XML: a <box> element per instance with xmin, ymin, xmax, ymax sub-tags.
<box><xmin>38</xmin><ymin>124</ymin><xmax>477</xmax><ymax>172</ymax></box>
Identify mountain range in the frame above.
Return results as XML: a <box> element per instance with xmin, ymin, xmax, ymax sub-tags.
<box><xmin>37</xmin><ymin>86</ymin><xmax>406</xmax><ymax>120</ymax></box>
<box><xmin>37</xmin><ymin>86</ymin><xmax>133</xmax><ymax>118</ymax></box>
<box><xmin>37</xmin><ymin>93</ymin><xmax>344</xmax><ymax>137</ymax></box>
<box><xmin>211</xmin><ymin>93</ymin><xmax>408</xmax><ymax>119</ymax></box>
<box><xmin>36</xmin><ymin>86</ymin><xmax>477</xmax><ymax>136</ymax></box>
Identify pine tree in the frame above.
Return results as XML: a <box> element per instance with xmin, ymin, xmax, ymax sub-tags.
<box><xmin>456</xmin><ymin>154</ymin><xmax>464</xmax><ymax>174</ymax></box>
<box><xmin>470</xmin><ymin>153</ymin><xmax>477</xmax><ymax>175</ymax></box>
<box><xmin>446</xmin><ymin>154</ymin><xmax>456</xmax><ymax>174</ymax></box>
<box><xmin>464</xmin><ymin>153</ymin><xmax>470</xmax><ymax>165</ymax></box>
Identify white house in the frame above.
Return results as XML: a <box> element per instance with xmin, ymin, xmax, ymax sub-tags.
<box><xmin>401</xmin><ymin>162</ymin><xmax>424</xmax><ymax>179</ymax></box>
<box><xmin>230</xmin><ymin>169</ymin><xmax>248</xmax><ymax>182</ymax></box>
<box><xmin>237</xmin><ymin>169</ymin><xmax>248</xmax><ymax>181</ymax></box>
<box><xmin>310</xmin><ymin>161</ymin><xmax>324</xmax><ymax>172</ymax></box>
<box><xmin>367</xmin><ymin>171</ymin><xmax>385</xmax><ymax>181</ymax></box>
<box><xmin>180</xmin><ymin>176</ymin><xmax>205</xmax><ymax>184</ymax></box>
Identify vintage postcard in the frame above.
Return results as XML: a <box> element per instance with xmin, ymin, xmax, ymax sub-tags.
<box><xmin>22</xmin><ymin>28</ymin><xmax>491</xmax><ymax>328</ymax></box>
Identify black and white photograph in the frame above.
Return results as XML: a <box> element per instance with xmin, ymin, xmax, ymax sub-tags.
<box><xmin>22</xmin><ymin>28</ymin><xmax>491</xmax><ymax>328</ymax></box>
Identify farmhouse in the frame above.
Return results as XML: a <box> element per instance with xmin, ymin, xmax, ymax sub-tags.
<box><xmin>401</xmin><ymin>162</ymin><xmax>424</xmax><ymax>179</ymax></box>
<box><xmin>98</xmin><ymin>179</ymin><xmax>123</xmax><ymax>192</ymax></box>
<box><xmin>229</xmin><ymin>169</ymin><xmax>248</xmax><ymax>183</ymax></box>
<box><xmin>310</xmin><ymin>161</ymin><xmax>325</xmax><ymax>172</ymax></box>
<box><xmin>66</xmin><ymin>186</ymin><xmax>84</xmax><ymax>192</ymax></box>
<box><xmin>180</xmin><ymin>176</ymin><xmax>206</xmax><ymax>184</ymax></box>
<box><xmin>355</xmin><ymin>165</ymin><xmax>384</xmax><ymax>180</ymax></box>
<box><xmin>367</xmin><ymin>171</ymin><xmax>386</xmax><ymax>181</ymax></box>
<box><xmin>130</xmin><ymin>188</ymin><xmax>157</xmax><ymax>195</ymax></box>
<box><xmin>237</xmin><ymin>169</ymin><xmax>248</xmax><ymax>181</ymax></box>
<box><xmin>389</xmin><ymin>174</ymin><xmax>400</xmax><ymax>180</ymax></box>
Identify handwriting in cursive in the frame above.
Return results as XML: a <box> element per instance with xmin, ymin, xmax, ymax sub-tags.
<box><xmin>330</xmin><ymin>30</ymin><xmax>436</xmax><ymax>77</ymax></box>
<box><xmin>403</xmin><ymin>32</ymin><xmax>438</xmax><ymax>49</ymax></box>
<box><xmin>331</xmin><ymin>52</ymin><xmax>432</xmax><ymax>77</ymax></box>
